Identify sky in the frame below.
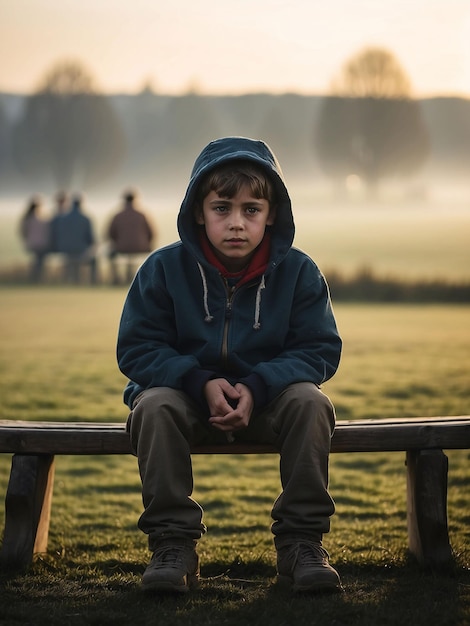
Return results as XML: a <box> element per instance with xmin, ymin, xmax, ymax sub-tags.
<box><xmin>1</xmin><ymin>0</ymin><xmax>470</xmax><ymax>97</ymax></box>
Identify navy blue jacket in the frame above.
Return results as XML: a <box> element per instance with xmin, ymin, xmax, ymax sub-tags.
<box><xmin>117</xmin><ymin>137</ymin><xmax>341</xmax><ymax>412</ymax></box>
<box><xmin>54</xmin><ymin>201</ymin><xmax>95</xmax><ymax>255</ymax></box>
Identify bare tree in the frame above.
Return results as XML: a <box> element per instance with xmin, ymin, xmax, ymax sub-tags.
<box><xmin>331</xmin><ymin>47</ymin><xmax>412</xmax><ymax>98</ymax></box>
<box><xmin>12</xmin><ymin>60</ymin><xmax>126</xmax><ymax>190</ymax></box>
<box><xmin>314</xmin><ymin>47</ymin><xmax>429</xmax><ymax>195</ymax></box>
<box><xmin>0</xmin><ymin>101</ymin><xmax>8</xmax><ymax>178</ymax></box>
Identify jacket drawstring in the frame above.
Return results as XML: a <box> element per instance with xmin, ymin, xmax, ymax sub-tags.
<box><xmin>197</xmin><ymin>262</ymin><xmax>265</xmax><ymax>329</ymax></box>
<box><xmin>197</xmin><ymin>262</ymin><xmax>214</xmax><ymax>322</ymax></box>
<box><xmin>253</xmin><ymin>275</ymin><xmax>265</xmax><ymax>330</ymax></box>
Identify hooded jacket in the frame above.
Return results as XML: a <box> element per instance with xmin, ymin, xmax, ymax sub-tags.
<box><xmin>117</xmin><ymin>137</ymin><xmax>341</xmax><ymax>412</ymax></box>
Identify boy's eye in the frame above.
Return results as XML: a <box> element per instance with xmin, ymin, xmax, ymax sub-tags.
<box><xmin>245</xmin><ymin>206</ymin><xmax>260</xmax><ymax>215</ymax></box>
<box><xmin>214</xmin><ymin>205</ymin><xmax>229</xmax><ymax>213</ymax></box>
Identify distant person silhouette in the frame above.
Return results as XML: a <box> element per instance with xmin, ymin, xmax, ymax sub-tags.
<box><xmin>107</xmin><ymin>189</ymin><xmax>156</xmax><ymax>284</ymax></box>
<box><xmin>55</xmin><ymin>194</ymin><xmax>97</xmax><ymax>284</ymax></box>
<box><xmin>49</xmin><ymin>191</ymin><xmax>69</xmax><ymax>253</ymax></box>
<box><xmin>19</xmin><ymin>196</ymin><xmax>50</xmax><ymax>283</ymax></box>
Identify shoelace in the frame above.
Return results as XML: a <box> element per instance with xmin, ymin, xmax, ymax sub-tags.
<box><xmin>152</xmin><ymin>545</ymin><xmax>188</xmax><ymax>568</ymax></box>
<box><xmin>285</xmin><ymin>542</ymin><xmax>329</xmax><ymax>569</ymax></box>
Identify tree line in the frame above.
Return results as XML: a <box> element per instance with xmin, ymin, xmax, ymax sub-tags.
<box><xmin>1</xmin><ymin>48</ymin><xmax>469</xmax><ymax>197</ymax></box>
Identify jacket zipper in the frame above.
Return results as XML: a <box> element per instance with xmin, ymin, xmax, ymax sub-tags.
<box><xmin>220</xmin><ymin>276</ymin><xmax>261</xmax><ymax>367</ymax></box>
<box><xmin>221</xmin><ymin>282</ymin><xmax>236</xmax><ymax>367</ymax></box>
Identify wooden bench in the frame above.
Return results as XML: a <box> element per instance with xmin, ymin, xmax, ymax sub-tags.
<box><xmin>1</xmin><ymin>416</ymin><xmax>469</xmax><ymax>572</ymax></box>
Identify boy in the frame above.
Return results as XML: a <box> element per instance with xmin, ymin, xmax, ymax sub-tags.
<box><xmin>117</xmin><ymin>137</ymin><xmax>342</xmax><ymax>594</ymax></box>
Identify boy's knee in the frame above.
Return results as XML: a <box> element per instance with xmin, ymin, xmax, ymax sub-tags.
<box><xmin>134</xmin><ymin>387</ymin><xmax>180</xmax><ymax>414</ymax></box>
<box><xmin>280</xmin><ymin>383</ymin><xmax>335</xmax><ymax>436</ymax></box>
<box><xmin>283</xmin><ymin>382</ymin><xmax>334</xmax><ymax>414</ymax></box>
<box><xmin>127</xmin><ymin>387</ymin><xmax>199</xmax><ymax>447</ymax></box>
<box><xmin>127</xmin><ymin>387</ymin><xmax>186</xmax><ymax>435</ymax></box>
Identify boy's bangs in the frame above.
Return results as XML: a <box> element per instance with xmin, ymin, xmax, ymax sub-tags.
<box><xmin>200</xmin><ymin>162</ymin><xmax>274</xmax><ymax>202</ymax></box>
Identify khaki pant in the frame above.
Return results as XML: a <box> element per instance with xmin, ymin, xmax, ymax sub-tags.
<box><xmin>127</xmin><ymin>382</ymin><xmax>336</xmax><ymax>551</ymax></box>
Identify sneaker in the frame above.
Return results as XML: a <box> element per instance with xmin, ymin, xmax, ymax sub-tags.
<box><xmin>276</xmin><ymin>539</ymin><xmax>342</xmax><ymax>593</ymax></box>
<box><xmin>142</xmin><ymin>538</ymin><xmax>200</xmax><ymax>593</ymax></box>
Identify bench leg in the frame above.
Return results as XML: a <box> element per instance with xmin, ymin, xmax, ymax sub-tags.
<box><xmin>406</xmin><ymin>449</ymin><xmax>453</xmax><ymax>568</ymax></box>
<box><xmin>0</xmin><ymin>454</ymin><xmax>55</xmax><ymax>571</ymax></box>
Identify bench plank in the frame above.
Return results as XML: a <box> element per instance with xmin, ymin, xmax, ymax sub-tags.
<box><xmin>1</xmin><ymin>417</ymin><xmax>470</xmax><ymax>455</ymax></box>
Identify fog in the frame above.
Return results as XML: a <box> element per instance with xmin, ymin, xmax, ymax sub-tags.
<box><xmin>3</xmin><ymin>179</ymin><xmax>469</xmax><ymax>283</ymax></box>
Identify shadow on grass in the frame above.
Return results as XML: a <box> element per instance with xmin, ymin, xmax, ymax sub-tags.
<box><xmin>205</xmin><ymin>523</ymin><xmax>268</xmax><ymax>536</ymax></box>
<box><xmin>1</xmin><ymin>557</ymin><xmax>468</xmax><ymax>626</ymax></box>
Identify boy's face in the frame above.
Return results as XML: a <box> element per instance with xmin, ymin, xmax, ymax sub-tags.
<box><xmin>196</xmin><ymin>183</ymin><xmax>275</xmax><ymax>272</ymax></box>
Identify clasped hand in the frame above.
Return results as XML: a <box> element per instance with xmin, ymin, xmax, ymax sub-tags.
<box><xmin>204</xmin><ymin>378</ymin><xmax>254</xmax><ymax>432</ymax></box>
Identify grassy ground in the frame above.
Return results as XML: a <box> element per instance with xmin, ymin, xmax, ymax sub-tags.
<box><xmin>0</xmin><ymin>287</ymin><xmax>469</xmax><ymax>625</ymax></box>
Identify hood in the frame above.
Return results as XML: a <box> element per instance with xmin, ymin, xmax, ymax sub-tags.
<box><xmin>177</xmin><ymin>136</ymin><xmax>295</xmax><ymax>270</ymax></box>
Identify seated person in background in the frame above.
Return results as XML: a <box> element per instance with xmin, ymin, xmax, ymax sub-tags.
<box><xmin>107</xmin><ymin>189</ymin><xmax>156</xmax><ymax>284</ymax></box>
<box><xmin>55</xmin><ymin>194</ymin><xmax>97</xmax><ymax>284</ymax></box>
<box><xmin>19</xmin><ymin>196</ymin><xmax>50</xmax><ymax>283</ymax></box>
<box><xmin>49</xmin><ymin>191</ymin><xmax>69</xmax><ymax>254</ymax></box>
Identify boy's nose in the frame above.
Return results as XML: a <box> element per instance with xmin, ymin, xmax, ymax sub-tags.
<box><xmin>229</xmin><ymin>210</ymin><xmax>244</xmax><ymax>229</ymax></box>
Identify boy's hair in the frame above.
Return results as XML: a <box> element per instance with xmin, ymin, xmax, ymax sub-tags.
<box><xmin>196</xmin><ymin>160</ymin><xmax>275</xmax><ymax>206</ymax></box>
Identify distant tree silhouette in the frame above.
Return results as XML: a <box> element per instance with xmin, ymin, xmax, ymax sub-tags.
<box><xmin>314</xmin><ymin>47</ymin><xmax>429</xmax><ymax>195</ymax></box>
<box><xmin>122</xmin><ymin>88</ymin><xmax>167</xmax><ymax>188</ymax></box>
<box><xmin>422</xmin><ymin>98</ymin><xmax>470</xmax><ymax>177</ymax></box>
<box><xmin>12</xmin><ymin>60</ymin><xmax>126</xmax><ymax>190</ymax></box>
<box><xmin>158</xmin><ymin>92</ymin><xmax>222</xmax><ymax>167</ymax></box>
<box><xmin>331</xmin><ymin>47</ymin><xmax>412</xmax><ymax>98</ymax></box>
<box><xmin>0</xmin><ymin>101</ymin><xmax>8</xmax><ymax>178</ymax></box>
<box><xmin>257</xmin><ymin>94</ymin><xmax>317</xmax><ymax>178</ymax></box>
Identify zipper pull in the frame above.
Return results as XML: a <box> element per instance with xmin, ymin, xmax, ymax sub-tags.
<box><xmin>225</xmin><ymin>285</ymin><xmax>235</xmax><ymax>318</ymax></box>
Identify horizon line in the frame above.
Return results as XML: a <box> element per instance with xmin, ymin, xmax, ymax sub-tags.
<box><xmin>1</xmin><ymin>87</ymin><xmax>469</xmax><ymax>100</ymax></box>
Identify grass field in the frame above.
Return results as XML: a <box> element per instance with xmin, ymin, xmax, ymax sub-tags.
<box><xmin>0</xmin><ymin>287</ymin><xmax>469</xmax><ymax>625</ymax></box>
